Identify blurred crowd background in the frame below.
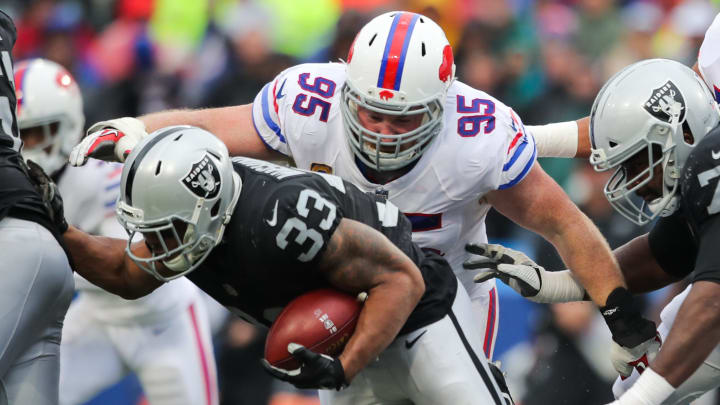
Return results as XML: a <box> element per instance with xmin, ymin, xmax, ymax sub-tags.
<box><xmin>2</xmin><ymin>0</ymin><xmax>719</xmax><ymax>404</ymax></box>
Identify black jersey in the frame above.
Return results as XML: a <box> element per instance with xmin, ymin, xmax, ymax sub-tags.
<box><xmin>0</xmin><ymin>11</ymin><xmax>63</xmax><ymax>237</ymax></box>
<box><xmin>188</xmin><ymin>157</ymin><xmax>457</xmax><ymax>335</ymax></box>
<box><xmin>648</xmin><ymin>125</ymin><xmax>720</xmax><ymax>282</ymax></box>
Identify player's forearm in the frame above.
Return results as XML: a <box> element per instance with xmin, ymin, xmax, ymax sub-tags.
<box><xmin>139</xmin><ymin>105</ymin><xmax>279</xmax><ymax>160</ymax></box>
<box><xmin>652</xmin><ymin>281</ymin><xmax>720</xmax><ymax>387</ymax></box>
<box><xmin>338</xmin><ymin>272</ymin><xmax>424</xmax><ymax>381</ymax></box>
<box><xmin>615</xmin><ymin>235</ymin><xmax>680</xmax><ymax>293</ymax></box>
<box><xmin>548</xmin><ymin>208</ymin><xmax>627</xmax><ymax>306</ymax></box>
<box><xmin>63</xmin><ymin>226</ymin><xmax>141</xmax><ymax>298</ymax></box>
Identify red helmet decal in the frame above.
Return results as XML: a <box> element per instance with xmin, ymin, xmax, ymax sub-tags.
<box><xmin>438</xmin><ymin>45</ymin><xmax>454</xmax><ymax>82</ymax></box>
<box><xmin>379</xmin><ymin>90</ymin><xmax>394</xmax><ymax>101</ymax></box>
<box><xmin>55</xmin><ymin>69</ymin><xmax>74</xmax><ymax>89</ymax></box>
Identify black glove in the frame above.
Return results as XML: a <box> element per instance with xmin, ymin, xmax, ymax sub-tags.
<box><xmin>25</xmin><ymin>159</ymin><xmax>68</xmax><ymax>233</ymax></box>
<box><xmin>261</xmin><ymin>343</ymin><xmax>348</xmax><ymax>390</ymax></box>
<box><xmin>600</xmin><ymin>287</ymin><xmax>656</xmax><ymax>348</ymax></box>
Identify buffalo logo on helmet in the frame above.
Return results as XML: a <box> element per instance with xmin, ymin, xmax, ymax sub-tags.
<box><xmin>643</xmin><ymin>80</ymin><xmax>686</xmax><ymax>124</ymax></box>
<box><xmin>182</xmin><ymin>154</ymin><xmax>221</xmax><ymax>199</ymax></box>
<box><xmin>379</xmin><ymin>90</ymin><xmax>394</xmax><ymax>101</ymax></box>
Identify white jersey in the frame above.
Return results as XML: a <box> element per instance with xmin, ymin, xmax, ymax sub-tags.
<box><xmin>59</xmin><ymin>160</ymin><xmax>196</xmax><ymax>324</ymax></box>
<box><xmin>252</xmin><ymin>63</ymin><xmax>536</xmax><ymax>297</ymax></box>
<box><xmin>699</xmin><ymin>12</ymin><xmax>720</xmax><ymax>103</ymax></box>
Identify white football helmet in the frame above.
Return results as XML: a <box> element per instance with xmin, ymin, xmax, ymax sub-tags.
<box><xmin>116</xmin><ymin>126</ymin><xmax>242</xmax><ymax>281</ymax></box>
<box><xmin>341</xmin><ymin>11</ymin><xmax>455</xmax><ymax>172</ymax></box>
<box><xmin>590</xmin><ymin>59</ymin><xmax>720</xmax><ymax>225</ymax></box>
<box><xmin>15</xmin><ymin>58</ymin><xmax>84</xmax><ymax>175</ymax></box>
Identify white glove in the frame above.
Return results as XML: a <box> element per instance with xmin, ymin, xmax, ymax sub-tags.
<box><xmin>611</xmin><ymin>333</ymin><xmax>662</xmax><ymax>380</ymax></box>
<box><xmin>69</xmin><ymin>117</ymin><xmax>148</xmax><ymax>166</ymax></box>
<box><xmin>463</xmin><ymin>243</ymin><xmax>587</xmax><ymax>303</ymax></box>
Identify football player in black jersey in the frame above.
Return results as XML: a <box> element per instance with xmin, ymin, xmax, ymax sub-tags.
<box><xmin>62</xmin><ymin>126</ymin><xmax>513</xmax><ymax>404</ymax></box>
<box><xmin>464</xmin><ymin>59</ymin><xmax>720</xmax><ymax>405</ymax></box>
<box><xmin>0</xmin><ymin>10</ymin><xmax>74</xmax><ymax>405</ymax></box>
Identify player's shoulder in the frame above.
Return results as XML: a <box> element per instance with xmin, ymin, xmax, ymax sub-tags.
<box><xmin>438</xmin><ymin>80</ymin><xmax>532</xmax><ymax>176</ymax></box>
<box><xmin>274</xmin><ymin>62</ymin><xmax>347</xmax><ymax>96</ymax></box>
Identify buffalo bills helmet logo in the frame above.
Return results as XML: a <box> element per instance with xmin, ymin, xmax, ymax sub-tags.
<box><xmin>643</xmin><ymin>80</ymin><xmax>686</xmax><ymax>124</ymax></box>
<box><xmin>182</xmin><ymin>154</ymin><xmax>221</xmax><ymax>199</ymax></box>
<box><xmin>379</xmin><ymin>90</ymin><xmax>394</xmax><ymax>101</ymax></box>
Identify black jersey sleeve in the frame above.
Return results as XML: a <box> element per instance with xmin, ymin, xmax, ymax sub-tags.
<box><xmin>249</xmin><ymin>179</ymin><xmax>344</xmax><ymax>268</ymax></box>
<box><xmin>648</xmin><ymin>211</ymin><xmax>697</xmax><ymax>278</ymax></box>
<box><xmin>691</xmin><ymin>214</ymin><xmax>720</xmax><ymax>283</ymax></box>
<box><xmin>678</xmin><ymin>126</ymin><xmax>720</xmax><ymax>283</ymax></box>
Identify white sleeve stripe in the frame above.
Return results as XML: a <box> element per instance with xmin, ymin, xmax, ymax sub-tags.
<box><xmin>258</xmin><ymin>83</ymin><xmax>286</xmax><ymax>144</ymax></box>
<box><xmin>498</xmin><ymin>138</ymin><xmax>536</xmax><ymax>190</ymax></box>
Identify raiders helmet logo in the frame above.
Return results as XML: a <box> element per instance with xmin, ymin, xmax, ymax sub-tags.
<box><xmin>643</xmin><ymin>80</ymin><xmax>686</xmax><ymax>124</ymax></box>
<box><xmin>182</xmin><ymin>154</ymin><xmax>221</xmax><ymax>199</ymax></box>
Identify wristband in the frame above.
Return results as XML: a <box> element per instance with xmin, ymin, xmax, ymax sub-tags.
<box><xmin>601</xmin><ymin>287</ymin><xmax>656</xmax><ymax>348</ymax></box>
<box><xmin>617</xmin><ymin>368</ymin><xmax>674</xmax><ymax>405</ymax></box>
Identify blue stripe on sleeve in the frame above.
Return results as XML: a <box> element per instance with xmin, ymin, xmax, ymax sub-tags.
<box><xmin>498</xmin><ymin>141</ymin><xmax>536</xmax><ymax>190</ymax></box>
<box><xmin>260</xmin><ymin>83</ymin><xmax>286</xmax><ymax>144</ymax></box>
<box><xmin>502</xmin><ymin>137</ymin><xmax>527</xmax><ymax>172</ymax></box>
<box><xmin>105</xmin><ymin>181</ymin><xmax>121</xmax><ymax>191</ymax></box>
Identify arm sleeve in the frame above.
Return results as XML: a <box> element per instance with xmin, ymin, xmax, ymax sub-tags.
<box><xmin>498</xmin><ymin>110</ymin><xmax>537</xmax><ymax>190</ymax></box>
<box><xmin>251</xmin><ymin>73</ymin><xmax>292</xmax><ymax>156</ymax></box>
<box><xmin>648</xmin><ymin>212</ymin><xmax>697</xmax><ymax>279</ymax></box>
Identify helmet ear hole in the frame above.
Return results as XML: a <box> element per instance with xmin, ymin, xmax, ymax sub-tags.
<box><xmin>682</xmin><ymin>121</ymin><xmax>695</xmax><ymax>145</ymax></box>
<box><xmin>609</xmin><ymin>141</ymin><xmax>617</xmax><ymax>148</ymax></box>
<box><xmin>210</xmin><ymin>199</ymin><xmax>221</xmax><ymax>218</ymax></box>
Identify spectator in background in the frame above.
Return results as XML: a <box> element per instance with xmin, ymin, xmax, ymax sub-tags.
<box><xmin>519</xmin><ymin>302</ymin><xmax>616</xmax><ymax>405</ymax></box>
<box><xmin>603</xmin><ymin>2</ymin><xmax>663</xmax><ymax>78</ymax></box>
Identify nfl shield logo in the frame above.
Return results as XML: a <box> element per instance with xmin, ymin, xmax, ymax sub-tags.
<box><xmin>182</xmin><ymin>154</ymin><xmax>221</xmax><ymax>199</ymax></box>
<box><xmin>643</xmin><ymin>80</ymin><xmax>686</xmax><ymax>124</ymax></box>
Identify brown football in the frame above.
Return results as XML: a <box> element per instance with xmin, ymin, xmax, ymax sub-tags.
<box><xmin>264</xmin><ymin>289</ymin><xmax>362</xmax><ymax>371</ymax></box>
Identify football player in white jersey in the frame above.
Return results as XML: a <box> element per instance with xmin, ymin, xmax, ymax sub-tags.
<box><xmin>16</xmin><ymin>58</ymin><xmax>219</xmax><ymax>405</ymax></box>
<box><xmin>69</xmin><ymin>9</ymin><xmax>657</xmax><ymax>393</ymax></box>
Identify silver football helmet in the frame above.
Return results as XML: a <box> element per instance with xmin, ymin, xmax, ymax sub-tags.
<box><xmin>116</xmin><ymin>126</ymin><xmax>242</xmax><ymax>281</ymax></box>
<box><xmin>590</xmin><ymin>59</ymin><xmax>720</xmax><ymax>225</ymax></box>
<box><xmin>341</xmin><ymin>11</ymin><xmax>455</xmax><ymax>172</ymax></box>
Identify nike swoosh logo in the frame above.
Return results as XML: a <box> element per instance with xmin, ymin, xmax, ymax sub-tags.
<box><xmin>266</xmin><ymin>200</ymin><xmax>279</xmax><ymax>227</ymax></box>
<box><xmin>405</xmin><ymin>330</ymin><xmax>427</xmax><ymax>349</ymax></box>
<box><xmin>276</xmin><ymin>79</ymin><xmax>287</xmax><ymax>99</ymax></box>
<box><xmin>712</xmin><ymin>149</ymin><xmax>720</xmax><ymax>160</ymax></box>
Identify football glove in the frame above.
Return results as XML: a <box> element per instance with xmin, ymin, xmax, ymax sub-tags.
<box><xmin>611</xmin><ymin>333</ymin><xmax>662</xmax><ymax>380</ymax></box>
<box><xmin>464</xmin><ymin>243</ymin><xmax>588</xmax><ymax>303</ymax></box>
<box><xmin>601</xmin><ymin>287</ymin><xmax>659</xmax><ymax>379</ymax></box>
<box><xmin>25</xmin><ymin>159</ymin><xmax>68</xmax><ymax>233</ymax></box>
<box><xmin>69</xmin><ymin>117</ymin><xmax>147</xmax><ymax>166</ymax></box>
<box><xmin>261</xmin><ymin>343</ymin><xmax>348</xmax><ymax>390</ymax></box>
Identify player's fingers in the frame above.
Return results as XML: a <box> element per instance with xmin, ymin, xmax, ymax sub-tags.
<box><xmin>465</xmin><ymin>243</ymin><xmax>490</xmax><ymax>256</ymax></box>
<box><xmin>463</xmin><ymin>258</ymin><xmax>497</xmax><ymax>270</ymax></box>
<box><xmin>473</xmin><ymin>269</ymin><xmax>499</xmax><ymax>283</ymax></box>
<box><xmin>69</xmin><ymin>141</ymin><xmax>87</xmax><ymax>166</ymax></box>
<box><xmin>261</xmin><ymin>359</ymin><xmax>291</xmax><ymax>380</ymax></box>
<box><xmin>288</xmin><ymin>343</ymin><xmax>318</xmax><ymax>364</ymax></box>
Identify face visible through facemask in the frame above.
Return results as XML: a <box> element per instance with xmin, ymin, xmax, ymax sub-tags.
<box><xmin>355</xmin><ymin>106</ymin><xmax>424</xmax><ymax>154</ymax></box>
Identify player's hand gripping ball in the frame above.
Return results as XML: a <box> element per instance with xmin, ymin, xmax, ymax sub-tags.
<box><xmin>264</xmin><ymin>289</ymin><xmax>363</xmax><ymax>371</ymax></box>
